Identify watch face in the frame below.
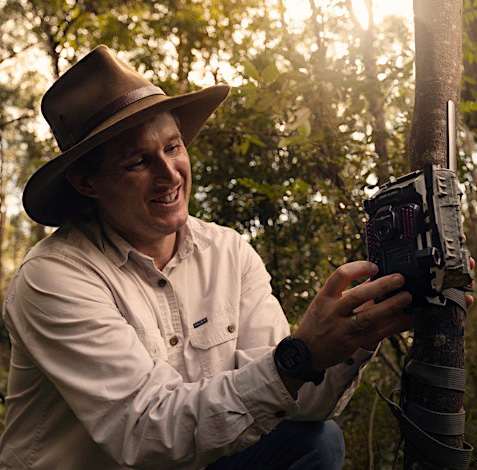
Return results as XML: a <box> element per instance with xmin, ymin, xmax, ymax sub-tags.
<box><xmin>281</xmin><ymin>343</ymin><xmax>304</xmax><ymax>370</ymax></box>
<box><xmin>275</xmin><ymin>337</ymin><xmax>325</xmax><ymax>386</ymax></box>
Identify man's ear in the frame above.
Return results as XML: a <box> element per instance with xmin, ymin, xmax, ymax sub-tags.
<box><xmin>65</xmin><ymin>170</ymin><xmax>99</xmax><ymax>198</ymax></box>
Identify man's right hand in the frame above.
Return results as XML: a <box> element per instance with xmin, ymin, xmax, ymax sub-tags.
<box><xmin>293</xmin><ymin>261</ymin><xmax>413</xmax><ymax>372</ymax></box>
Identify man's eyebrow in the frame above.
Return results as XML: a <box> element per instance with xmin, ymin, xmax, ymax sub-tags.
<box><xmin>122</xmin><ymin>146</ymin><xmax>145</xmax><ymax>158</ymax></box>
<box><xmin>168</xmin><ymin>132</ymin><xmax>183</xmax><ymax>142</ymax></box>
<box><xmin>117</xmin><ymin>131</ymin><xmax>183</xmax><ymax>159</ymax></box>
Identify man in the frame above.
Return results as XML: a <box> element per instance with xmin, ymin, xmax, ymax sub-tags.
<box><xmin>0</xmin><ymin>45</ymin><xmax>428</xmax><ymax>469</ymax></box>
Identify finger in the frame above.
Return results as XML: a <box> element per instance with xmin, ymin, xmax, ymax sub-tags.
<box><xmin>321</xmin><ymin>261</ymin><xmax>378</xmax><ymax>298</ymax></box>
<box><xmin>343</xmin><ymin>278</ymin><xmax>371</xmax><ymax>296</ymax></box>
<box><xmin>361</xmin><ymin>310</ymin><xmax>415</xmax><ymax>345</ymax></box>
<box><xmin>352</xmin><ymin>298</ymin><xmax>375</xmax><ymax>313</ymax></box>
<box><xmin>470</xmin><ymin>256</ymin><xmax>475</xmax><ymax>271</ymax></box>
<box><xmin>350</xmin><ymin>291</ymin><xmax>412</xmax><ymax>330</ymax></box>
<box><xmin>466</xmin><ymin>294</ymin><xmax>474</xmax><ymax>308</ymax></box>
<box><xmin>338</xmin><ymin>273</ymin><xmax>405</xmax><ymax>314</ymax></box>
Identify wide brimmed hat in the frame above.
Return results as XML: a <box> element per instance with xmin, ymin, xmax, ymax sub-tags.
<box><xmin>23</xmin><ymin>45</ymin><xmax>230</xmax><ymax>226</ymax></box>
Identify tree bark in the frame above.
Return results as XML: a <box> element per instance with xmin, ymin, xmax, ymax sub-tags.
<box><xmin>410</xmin><ymin>0</ymin><xmax>462</xmax><ymax>171</ymax></box>
<box><xmin>404</xmin><ymin>0</ymin><xmax>465</xmax><ymax>468</ymax></box>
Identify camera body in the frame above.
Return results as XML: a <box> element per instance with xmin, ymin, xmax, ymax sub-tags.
<box><xmin>364</xmin><ymin>165</ymin><xmax>472</xmax><ymax>297</ymax></box>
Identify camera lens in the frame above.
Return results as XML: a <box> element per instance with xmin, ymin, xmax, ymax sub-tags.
<box><xmin>374</xmin><ymin>207</ymin><xmax>396</xmax><ymax>241</ymax></box>
<box><xmin>377</xmin><ymin>222</ymin><xmax>393</xmax><ymax>239</ymax></box>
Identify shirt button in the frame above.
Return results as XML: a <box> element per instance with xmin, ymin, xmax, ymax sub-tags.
<box><xmin>345</xmin><ymin>357</ymin><xmax>355</xmax><ymax>366</ymax></box>
<box><xmin>227</xmin><ymin>324</ymin><xmax>236</xmax><ymax>333</ymax></box>
<box><xmin>275</xmin><ymin>410</ymin><xmax>286</xmax><ymax>418</ymax></box>
<box><xmin>169</xmin><ymin>336</ymin><xmax>179</xmax><ymax>346</ymax></box>
<box><xmin>158</xmin><ymin>279</ymin><xmax>167</xmax><ymax>287</ymax></box>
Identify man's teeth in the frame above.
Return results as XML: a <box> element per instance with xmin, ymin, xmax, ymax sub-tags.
<box><xmin>154</xmin><ymin>191</ymin><xmax>178</xmax><ymax>203</ymax></box>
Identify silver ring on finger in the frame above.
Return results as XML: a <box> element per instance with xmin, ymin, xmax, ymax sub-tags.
<box><xmin>350</xmin><ymin>314</ymin><xmax>365</xmax><ymax>332</ymax></box>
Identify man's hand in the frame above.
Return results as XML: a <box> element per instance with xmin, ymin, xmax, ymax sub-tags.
<box><xmin>293</xmin><ymin>261</ymin><xmax>413</xmax><ymax>371</ymax></box>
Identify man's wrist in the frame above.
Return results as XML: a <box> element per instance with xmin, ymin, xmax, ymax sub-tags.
<box><xmin>274</xmin><ymin>336</ymin><xmax>326</xmax><ymax>388</ymax></box>
<box><xmin>275</xmin><ymin>369</ymin><xmax>304</xmax><ymax>400</ymax></box>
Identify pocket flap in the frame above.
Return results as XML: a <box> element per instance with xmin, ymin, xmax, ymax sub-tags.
<box><xmin>189</xmin><ymin>309</ymin><xmax>238</xmax><ymax>350</ymax></box>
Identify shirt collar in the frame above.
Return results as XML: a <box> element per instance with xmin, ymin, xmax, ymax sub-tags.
<box><xmin>97</xmin><ymin>215</ymin><xmax>214</xmax><ymax>269</ymax></box>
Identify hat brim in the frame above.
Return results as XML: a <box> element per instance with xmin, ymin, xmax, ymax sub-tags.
<box><xmin>23</xmin><ymin>84</ymin><xmax>230</xmax><ymax>226</ymax></box>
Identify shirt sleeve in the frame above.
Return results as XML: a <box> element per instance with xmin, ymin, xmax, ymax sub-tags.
<box><xmin>9</xmin><ymin>253</ymin><xmax>295</xmax><ymax>469</ymax></box>
<box><xmin>233</xmin><ymin>237</ymin><xmax>375</xmax><ymax>421</ymax></box>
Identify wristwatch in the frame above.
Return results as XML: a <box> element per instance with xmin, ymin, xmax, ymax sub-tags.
<box><xmin>274</xmin><ymin>336</ymin><xmax>326</xmax><ymax>386</ymax></box>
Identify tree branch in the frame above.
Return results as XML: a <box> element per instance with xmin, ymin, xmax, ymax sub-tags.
<box><xmin>0</xmin><ymin>114</ymin><xmax>35</xmax><ymax>130</ymax></box>
<box><xmin>0</xmin><ymin>43</ymin><xmax>37</xmax><ymax>65</ymax></box>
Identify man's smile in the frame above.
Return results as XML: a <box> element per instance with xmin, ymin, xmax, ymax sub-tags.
<box><xmin>151</xmin><ymin>188</ymin><xmax>180</xmax><ymax>205</ymax></box>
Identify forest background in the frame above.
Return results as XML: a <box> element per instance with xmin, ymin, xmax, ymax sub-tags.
<box><xmin>0</xmin><ymin>0</ymin><xmax>477</xmax><ymax>468</ymax></box>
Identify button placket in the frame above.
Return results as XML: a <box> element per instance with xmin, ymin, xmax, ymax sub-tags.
<box><xmin>159</xmin><ymin>277</ymin><xmax>189</xmax><ymax>379</ymax></box>
<box><xmin>153</xmin><ymin>275</ymin><xmax>179</xmax><ymax>349</ymax></box>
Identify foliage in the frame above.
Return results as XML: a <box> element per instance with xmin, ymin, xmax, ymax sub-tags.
<box><xmin>0</xmin><ymin>0</ymin><xmax>476</xmax><ymax>464</ymax></box>
<box><xmin>340</xmin><ymin>338</ymin><xmax>407</xmax><ymax>468</ymax></box>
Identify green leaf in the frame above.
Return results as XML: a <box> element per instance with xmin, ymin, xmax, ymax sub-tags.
<box><xmin>285</xmin><ymin>107</ymin><xmax>312</xmax><ymax>132</ymax></box>
<box><xmin>241</xmin><ymin>58</ymin><xmax>259</xmax><ymax>81</ymax></box>
<box><xmin>297</xmin><ymin>119</ymin><xmax>311</xmax><ymax>138</ymax></box>
<box><xmin>461</xmin><ymin>100</ymin><xmax>477</xmax><ymax>113</ymax></box>
<box><xmin>247</xmin><ymin>134</ymin><xmax>266</xmax><ymax>147</ymax></box>
<box><xmin>254</xmin><ymin>94</ymin><xmax>277</xmax><ymax>112</ymax></box>
<box><xmin>278</xmin><ymin>136</ymin><xmax>295</xmax><ymax>147</ymax></box>
<box><xmin>463</xmin><ymin>75</ymin><xmax>477</xmax><ymax>85</ymax></box>
<box><xmin>240</xmin><ymin>140</ymin><xmax>250</xmax><ymax>155</ymax></box>
<box><xmin>262</xmin><ymin>63</ymin><xmax>280</xmax><ymax>85</ymax></box>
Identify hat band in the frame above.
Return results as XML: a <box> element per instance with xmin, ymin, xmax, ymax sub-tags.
<box><xmin>64</xmin><ymin>85</ymin><xmax>166</xmax><ymax>150</ymax></box>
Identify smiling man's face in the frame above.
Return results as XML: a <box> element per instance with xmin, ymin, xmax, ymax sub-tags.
<box><xmin>83</xmin><ymin>111</ymin><xmax>191</xmax><ymax>248</ymax></box>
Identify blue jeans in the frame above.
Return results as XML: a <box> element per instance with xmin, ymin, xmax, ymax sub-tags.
<box><xmin>206</xmin><ymin>420</ymin><xmax>345</xmax><ymax>470</ymax></box>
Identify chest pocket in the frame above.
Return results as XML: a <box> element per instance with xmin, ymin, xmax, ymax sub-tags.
<box><xmin>135</xmin><ymin>328</ymin><xmax>168</xmax><ymax>360</ymax></box>
<box><xmin>189</xmin><ymin>307</ymin><xmax>238</xmax><ymax>378</ymax></box>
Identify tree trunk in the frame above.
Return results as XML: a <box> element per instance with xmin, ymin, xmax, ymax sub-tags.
<box><xmin>410</xmin><ymin>0</ymin><xmax>462</xmax><ymax>171</ymax></box>
<box><xmin>404</xmin><ymin>0</ymin><xmax>465</xmax><ymax>468</ymax></box>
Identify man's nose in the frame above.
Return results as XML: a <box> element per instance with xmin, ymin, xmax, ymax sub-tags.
<box><xmin>152</xmin><ymin>154</ymin><xmax>180</xmax><ymax>182</ymax></box>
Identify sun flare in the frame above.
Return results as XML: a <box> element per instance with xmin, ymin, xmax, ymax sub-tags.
<box><xmin>282</xmin><ymin>0</ymin><xmax>413</xmax><ymax>30</ymax></box>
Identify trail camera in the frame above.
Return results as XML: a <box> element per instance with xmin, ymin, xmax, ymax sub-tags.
<box><xmin>364</xmin><ymin>101</ymin><xmax>472</xmax><ymax>299</ymax></box>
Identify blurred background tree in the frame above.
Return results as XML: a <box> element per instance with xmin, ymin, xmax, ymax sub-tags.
<box><xmin>0</xmin><ymin>0</ymin><xmax>476</xmax><ymax>467</ymax></box>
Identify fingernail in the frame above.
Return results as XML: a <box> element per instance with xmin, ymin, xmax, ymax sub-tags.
<box><xmin>401</xmin><ymin>291</ymin><xmax>412</xmax><ymax>304</ymax></box>
<box><xmin>369</xmin><ymin>263</ymin><xmax>379</xmax><ymax>275</ymax></box>
<box><xmin>392</xmin><ymin>274</ymin><xmax>405</xmax><ymax>286</ymax></box>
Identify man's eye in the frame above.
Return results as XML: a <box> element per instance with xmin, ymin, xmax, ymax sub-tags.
<box><xmin>124</xmin><ymin>158</ymin><xmax>146</xmax><ymax>170</ymax></box>
<box><xmin>166</xmin><ymin>144</ymin><xmax>180</xmax><ymax>154</ymax></box>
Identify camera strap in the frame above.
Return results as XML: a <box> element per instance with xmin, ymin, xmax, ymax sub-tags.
<box><xmin>378</xmin><ymin>385</ymin><xmax>473</xmax><ymax>470</ymax></box>
<box><xmin>378</xmin><ymin>325</ymin><xmax>473</xmax><ymax>470</ymax></box>
<box><xmin>426</xmin><ymin>288</ymin><xmax>467</xmax><ymax>310</ymax></box>
<box><xmin>378</xmin><ymin>289</ymin><xmax>472</xmax><ymax>469</ymax></box>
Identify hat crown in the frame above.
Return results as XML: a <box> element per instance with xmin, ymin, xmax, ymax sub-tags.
<box><xmin>41</xmin><ymin>45</ymin><xmax>158</xmax><ymax>151</ymax></box>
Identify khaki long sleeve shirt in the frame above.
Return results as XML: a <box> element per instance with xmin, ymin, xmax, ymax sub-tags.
<box><xmin>0</xmin><ymin>215</ymin><xmax>372</xmax><ymax>469</ymax></box>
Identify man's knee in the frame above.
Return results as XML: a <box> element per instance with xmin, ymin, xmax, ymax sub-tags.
<box><xmin>288</xmin><ymin>420</ymin><xmax>345</xmax><ymax>469</ymax></box>
<box><xmin>206</xmin><ymin>420</ymin><xmax>345</xmax><ymax>470</ymax></box>
<box><xmin>317</xmin><ymin>420</ymin><xmax>345</xmax><ymax>461</ymax></box>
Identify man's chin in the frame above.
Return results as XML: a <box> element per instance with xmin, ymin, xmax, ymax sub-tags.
<box><xmin>154</xmin><ymin>213</ymin><xmax>188</xmax><ymax>235</ymax></box>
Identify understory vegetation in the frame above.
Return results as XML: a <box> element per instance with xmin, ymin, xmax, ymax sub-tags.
<box><xmin>1</xmin><ymin>0</ymin><xmax>477</xmax><ymax>467</ymax></box>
